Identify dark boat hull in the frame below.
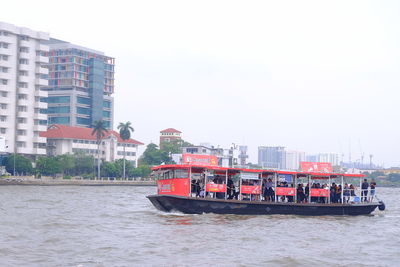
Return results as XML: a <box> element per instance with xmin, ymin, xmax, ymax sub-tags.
<box><xmin>147</xmin><ymin>195</ymin><xmax>380</xmax><ymax>216</ymax></box>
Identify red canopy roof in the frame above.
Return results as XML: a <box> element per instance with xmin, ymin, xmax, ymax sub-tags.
<box><xmin>40</xmin><ymin>124</ymin><xmax>144</xmax><ymax>145</ymax></box>
<box><xmin>160</xmin><ymin>128</ymin><xmax>182</xmax><ymax>133</ymax></box>
<box><xmin>151</xmin><ymin>164</ymin><xmax>365</xmax><ymax>178</ymax></box>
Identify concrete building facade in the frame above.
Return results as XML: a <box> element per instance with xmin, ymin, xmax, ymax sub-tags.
<box><xmin>43</xmin><ymin>39</ymin><xmax>114</xmax><ymax>129</ymax></box>
<box><xmin>0</xmin><ymin>21</ymin><xmax>49</xmax><ymax>157</ymax></box>
<box><xmin>40</xmin><ymin>124</ymin><xmax>143</xmax><ymax>167</ymax></box>
<box><xmin>258</xmin><ymin>146</ymin><xmax>286</xmax><ymax>169</ymax></box>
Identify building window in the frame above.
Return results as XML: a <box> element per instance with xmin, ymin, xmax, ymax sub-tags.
<box><xmin>103</xmin><ymin>110</ymin><xmax>111</xmax><ymax>118</ymax></box>
<box><xmin>77</xmin><ymin>107</ymin><xmax>90</xmax><ymax>115</ymax></box>
<box><xmin>17</xmin><ymin>130</ymin><xmax>26</xmax><ymax>136</ymax></box>
<box><xmin>0</xmin><ymin>91</ymin><xmax>7</xmax><ymax>97</ymax></box>
<box><xmin>77</xmin><ymin>96</ymin><xmax>90</xmax><ymax>105</ymax></box>
<box><xmin>1</xmin><ymin>79</ymin><xmax>8</xmax><ymax>85</ymax></box>
<box><xmin>18</xmin><ymin>94</ymin><xmax>28</xmax><ymax>100</ymax></box>
<box><xmin>0</xmin><ymin>116</ymin><xmax>6</xmax><ymax>122</ymax></box>
<box><xmin>1</xmin><ymin>67</ymin><xmax>8</xmax><ymax>73</ymax></box>
<box><xmin>1</xmin><ymin>103</ymin><xmax>7</xmax><ymax>109</ymax></box>
<box><xmin>0</xmin><ymin>128</ymin><xmax>6</xmax><ymax>134</ymax></box>
<box><xmin>19</xmin><ymin>58</ymin><xmax>29</xmax><ymax>65</ymax></box>
<box><xmin>0</xmin><ymin>42</ymin><xmax>9</xmax><ymax>49</ymax></box>
<box><xmin>0</xmin><ymin>55</ymin><xmax>9</xmax><ymax>61</ymax></box>
<box><xmin>34</xmin><ymin>131</ymin><xmax>39</xmax><ymax>137</ymax></box>
<box><xmin>18</xmin><ymin>82</ymin><xmax>28</xmax><ymax>88</ymax></box>
<box><xmin>0</xmin><ymin>31</ymin><xmax>9</xmax><ymax>36</ymax></box>
<box><xmin>76</xmin><ymin>117</ymin><xmax>90</xmax><ymax>126</ymax></box>
<box><xmin>103</xmin><ymin>100</ymin><xmax>111</xmax><ymax>108</ymax></box>
<box><xmin>46</xmin><ymin>96</ymin><xmax>70</xmax><ymax>104</ymax></box>
<box><xmin>19</xmin><ymin>35</ymin><xmax>29</xmax><ymax>41</ymax></box>
<box><xmin>17</xmin><ymin>141</ymin><xmax>26</xmax><ymax>148</ymax></box>
<box><xmin>19</xmin><ymin>70</ymin><xmax>28</xmax><ymax>76</ymax></box>
<box><xmin>17</xmin><ymin>106</ymin><xmax>27</xmax><ymax>112</ymax></box>
<box><xmin>17</xmin><ymin>117</ymin><xmax>27</xmax><ymax>123</ymax></box>
<box><xmin>19</xmin><ymin>47</ymin><xmax>29</xmax><ymax>53</ymax></box>
<box><xmin>49</xmin><ymin>116</ymin><xmax>70</xmax><ymax>124</ymax></box>
<box><xmin>47</xmin><ymin>106</ymin><xmax>70</xmax><ymax>114</ymax></box>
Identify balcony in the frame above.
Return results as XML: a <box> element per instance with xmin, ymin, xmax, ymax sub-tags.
<box><xmin>0</xmin><ymin>72</ymin><xmax>11</xmax><ymax>80</ymax></box>
<box><xmin>35</xmin><ymin>56</ymin><xmax>49</xmax><ymax>64</ymax></box>
<box><xmin>17</xmin><ymin>87</ymin><xmax>31</xmax><ymax>95</ymax></box>
<box><xmin>34</xmin><ymin>124</ymin><xmax>47</xmax><ymax>131</ymax></box>
<box><xmin>18</xmin><ymin>64</ymin><xmax>30</xmax><ymax>71</ymax></box>
<box><xmin>19</xmin><ymin>40</ymin><xmax>30</xmax><ymax>48</ymax></box>
<box><xmin>17</xmin><ymin>123</ymin><xmax>29</xmax><ymax>130</ymax></box>
<box><xmin>18</xmin><ymin>75</ymin><xmax>31</xmax><ymax>83</ymax></box>
<box><xmin>34</xmin><ymin>148</ymin><xmax>47</xmax><ymax>155</ymax></box>
<box><xmin>0</xmin><ymin>47</ymin><xmax>11</xmax><ymax>56</ymax></box>
<box><xmin>37</xmin><ymin>43</ymin><xmax>49</xmax><ymax>52</ymax></box>
<box><xmin>0</xmin><ymin>35</ymin><xmax>13</xmax><ymax>44</ymax></box>
<box><xmin>33</xmin><ymin>136</ymin><xmax>46</xmax><ymax>143</ymax></box>
<box><xmin>17</xmin><ymin>110</ymin><xmax>29</xmax><ymax>117</ymax></box>
<box><xmin>36</xmin><ymin>66</ymin><xmax>49</xmax><ymax>75</ymax></box>
<box><xmin>0</xmin><ymin>121</ymin><xmax>8</xmax><ymax>128</ymax></box>
<box><xmin>35</xmin><ymin>101</ymin><xmax>47</xmax><ymax>109</ymax></box>
<box><xmin>34</xmin><ymin>113</ymin><xmax>47</xmax><ymax>120</ymax></box>
<box><xmin>17</xmin><ymin>135</ymin><xmax>29</xmax><ymax>142</ymax></box>
<box><xmin>35</xmin><ymin>78</ymin><xmax>48</xmax><ymax>86</ymax></box>
<box><xmin>17</xmin><ymin>98</ymin><xmax>29</xmax><ymax>106</ymax></box>
<box><xmin>34</xmin><ymin>89</ymin><xmax>47</xmax><ymax>97</ymax></box>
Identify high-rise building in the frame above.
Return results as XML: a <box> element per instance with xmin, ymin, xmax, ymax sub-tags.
<box><xmin>258</xmin><ymin>146</ymin><xmax>286</xmax><ymax>169</ymax></box>
<box><xmin>43</xmin><ymin>39</ymin><xmax>115</xmax><ymax>129</ymax></box>
<box><xmin>238</xmin><ymin>145</ymin><xmax>248</xmax><ymax>166</ymax></box>
<box><xmin>0</xmin><ymin>22</ymin><xmax>49</xmax><ymax>157</ymax></box>
<box><xmin>285</xmin><ymin>150</ymin><xmax>306</xmax><ymax>170</ymax></box>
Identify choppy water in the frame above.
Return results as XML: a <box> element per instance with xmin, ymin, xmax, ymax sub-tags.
<box><xmin>0</xmin><ymin>186</ymin><xmax>398</xmax><ymax>267</ymax></box>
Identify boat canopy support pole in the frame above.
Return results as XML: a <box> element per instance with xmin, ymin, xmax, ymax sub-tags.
<box><xmin>274</xmin><ymin>172</ymin><xmax>277</xmax><ymax>203</ymax></box>
<box><xmin>341</xmin><ymin>175</ymin><xmax>344</xmax><ymax>203</ymax></box>
<box><xmin>189</xmin><ymin>167</ymin><xmax>192</xmax><ymax>197</ymax></box>
<box><xmin>308</xmin><ymin>175</ymin><xmax>311</xmax><ymax>203</ymax></box>
<box><xmin>225</xmin><ymin>169</ymin><xmax>228</xmax><ymax>200</ymax></box>
<box><xmin>328</xmin><ymin>175</ymin><xmax>331</xmax><ymax>204</ymax></box>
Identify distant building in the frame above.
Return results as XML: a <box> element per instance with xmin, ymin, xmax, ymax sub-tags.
<box><xmin>159</xmin><ymin>128</ymin><xmax>182</xmax><ymax>149</ymax></box>
<box><xmin>306</xmin><ymin>153</ymin><xmax>339</xmax><ymax>166</ymax></box>
<box><xmin>285</xmin><ymin>150</ymin><xmax>306</xmax><ymax>170</ymax></box>
<box><xmin>258</xmin><ymin>146</ymin><xmax>286</xmax><ymax>169</ymax></box>
<box><xmin>43</xmin><ymin>38</ymin><xmax>115</xmax><ymax>129</ymax></box>
<box><xmin>40</xmin><ymin>124</ymin><xmax>143</xmax><ymax>167</ymax></box>
<box><xmin>238</xmin><ymin>145</ymin><xmax>248</xmax><ymax>166</ymax></box>
<box><xmin>0</xmin><ymin>21</ymin><xmax>49</xmax><ymax>158</ymax></box>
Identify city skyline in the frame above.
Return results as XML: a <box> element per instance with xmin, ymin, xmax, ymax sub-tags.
<box><xmin>1</xmin><ymin>0</ymin><xmax>399</xmax><ymax>167</ymax></box>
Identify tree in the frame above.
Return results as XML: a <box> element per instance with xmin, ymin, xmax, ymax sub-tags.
<box><xmin>57</xmin><ymin>154</ymin><xmax>75</xmax><ymax>175</ymax></box>
<box><xmin>91</xmin><ymin>120</ymin><xmax>108</xmax><ymax>179</ymax></box>
<box><xmin>117</xmin><ymin>121</ymin><xmax>134</xmax><ymax>180</ymax></box>
<box><xmin>4</xmin><ymin>154</ymin><xmax>33</xmax><ymax>175</ymax></box>
<box><xmin>36</xmin><ymin>157</ymin><xmax>62</xmax><ymax>176</ymax></box>
<box><xmin>73</xmin><ymin>153</ymin><xmax>95</xmax><ymax>176</ymax></box>
<box><xmin>139</xmin><ymin>143</ymin><xmax>170</xmax><ymax>166</ymax></box>
<box><xmin>131</xmin><ymin>165</ymin><xmax>152</xmax><ymax>178</ymax></box>
<box><xmin>101</xmin><ymin>161</ymin><xmax>119</xmax><ymax>178</ymax></box>
<box><xmin>161</xmin><ymin>139</ymin><xmax>192</xmax><ymax>155</ymax></box>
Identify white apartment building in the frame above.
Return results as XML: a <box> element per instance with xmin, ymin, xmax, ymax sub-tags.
<box><xmin>285</xmin><ymin>150</ymin><xmax>306</xmax><ymax>170</ymax></box>
<box><xmin>40</xmin><ymin>124</ymin><xmax>143</xmax><ymax>167</ymax></box>
<box><xmin>0</xmin><ymin>22</ymin><xmax>49</xmax><ymax>156</ymax></box>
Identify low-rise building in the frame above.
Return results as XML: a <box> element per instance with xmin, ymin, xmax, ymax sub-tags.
<box><xmin>40</xmin><ymin>124</ymin><xmax>143</xmax><ymax>166</ymax></box>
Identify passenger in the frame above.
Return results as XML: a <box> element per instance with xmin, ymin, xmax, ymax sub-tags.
<box><xmin>343</xmin><ymin>183</ymin><xmax>350</xmax><ymax>203</ymax></box>
<box><xmin>361</xmin><ymin>179</ymin><xmax>369</xmax><ymax>202</ymax></box>
<box><xmin>350</xmin><ymin>184</ymin><xmax>356</xmax><ymax>201</ymax></box>
<box><xmin>297</xmin><ymin>184</ymin><xmax>305</xmax><ymax>203</ymax></box>
<box><xmin>330</xmin><ymin>183</ymin><xmax>337</xmax><ymax>203</ymax></box>
<box><xmin>227</xmin><ymin>177</ymin><xmax>235</xmax><ymax>199</ymax></box>
<box><xmin>369</xmin><ymin>180</ymin><xmax>377</xmax><ymax>202</ymax></box>
<box><xmin>264</xmin><ymin>178</ymin><xmax>273</xmax><ymax>202</ymax></box>
<box><xmin>305</xmin><ymin>183</ymin><xmax>310</xmax><ymax>203</ymax></box>
<box><xmin>336</xmin><ymin>184</ymin><xmax>342</xmax><ymax>203</ymax></box>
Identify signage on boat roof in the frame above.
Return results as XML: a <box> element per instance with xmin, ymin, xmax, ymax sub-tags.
<box><xmin>300</xmin><ymin>162</ymin><xmax>333</xmax><ymax>173</ymax></box>
<box><xmin>278</xmin><ymin>174</ymin><xmax>293</xmax><ymax>182</ymax></box>
<box><xmin>241</xmin><ymin>172</ymin><xmax>259</xmax><ymax>180</ymax></box>
<box><xmin>182</xmin><ymin>154</ymin><xmax>218</xmax><ymax>166</ymax></box>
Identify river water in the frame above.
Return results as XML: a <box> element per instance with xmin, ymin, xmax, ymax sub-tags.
<box><xmin>0</xmin><ymin>186</ymin><xmax>398</xmax><ymax>267</ymax></box>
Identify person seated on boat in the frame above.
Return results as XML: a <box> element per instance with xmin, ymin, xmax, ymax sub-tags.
<box><xmin>361</xmin><ymin>179</ymin><xmax>369</xmax><ymax>202</ymax></box>
<box><xmin>199</xmin><ymin>188</ymin><xmax>205</xmax><ymax>198</ymax></box>
<box><xmin>349</xmin><ymin>184</ymin><xmax>356</xmax><ymax>201</ymax></box>
<box><xmin>297</xmin><ymin>184</ymin><xmax>305</xmax><ymax>203</ymax></box>
<box><xmin>343</xmin><ymin>183</ymin><xmax>350</xmax><ymax>203</ymax></box>
<box><xmin>369</xmin><ymin>180</ymin><xmax>376</xmax><ymax>202</ymax></box>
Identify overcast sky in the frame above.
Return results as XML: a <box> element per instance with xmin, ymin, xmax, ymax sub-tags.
<box><xmin>3</xmin><ymin>0</ymin><xmax>399</xmax><ymax>167</ymax></box>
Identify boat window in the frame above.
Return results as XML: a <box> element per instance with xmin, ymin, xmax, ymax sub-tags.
<box><xmin>174</xmin><ymin>169</ymin><xmax>189</xmax><ymax>178</ymax></box>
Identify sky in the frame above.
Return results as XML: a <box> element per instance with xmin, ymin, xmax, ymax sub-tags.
<box><xmin>2</xmin><ymin>0</ymin><xmax>399</xmax><ymax>167</ymax></box>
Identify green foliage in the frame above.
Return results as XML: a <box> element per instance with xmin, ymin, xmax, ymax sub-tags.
<box><xmin>117</xmin><ymin>121</ymin><xmax>134</xmax><ymax>141</ymax></box>
<box><xmin>57</xmin><ymin>154</ymin><xmax>75</xmax><ymax>175</ymax></box>
<box><xmin>162</xmin><ymin>139</ymin><xmax>192</xmax><ymax>155</ymax></box>
<box><xmin>4</xmin><ymin>154</ymin><xmax>33</xmax><ymax>175</ymax></box>
<box><xmin>139</xmin><ymin>143</ymin><xmax>171</xmax><ymax>166</ymax></box>
<box><xmin>73</xmin><ymin>154</ymin><xmax>95</xmax><ymax>175</ymax></box>
<box><xmin>131</xmin><ymin>165</ymin><xmax>152</xmax><ymax>178</ymax></box>
<box><xmin>36</xmin><ymin>157</ymin><xmax>62</xmax><ymax>176</ymax></box>
<box><xmin>101</xmin><ymin>162</ymin><xmax>119</xmax><ymax>177</ymax></box>
<box><xmin>91</xmin><ymin>120</ymin><xmax>109</xmax><ymax>143</ymax></box>
<box><xmin>387</xmin><ymin>173</ymin><xmax>400</xmax><ymax>182</ymax></box>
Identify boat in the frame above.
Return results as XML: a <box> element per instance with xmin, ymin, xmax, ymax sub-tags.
<box><xmin>147</xmin><ymin>163</ymin><xmax>385</xmax><ymax>215</ymax></box>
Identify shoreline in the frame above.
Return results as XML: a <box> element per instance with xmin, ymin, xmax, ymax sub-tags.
<box><xmin>0</xmin><ymin>177</ymin><xmax>156</xmax><ymax>186</ymax></box>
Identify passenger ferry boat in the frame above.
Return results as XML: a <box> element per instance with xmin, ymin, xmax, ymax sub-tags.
<box><xmin>147</xmin><ymin>163</ymin><xmax>385</xmax><ymax>216</ymax></box>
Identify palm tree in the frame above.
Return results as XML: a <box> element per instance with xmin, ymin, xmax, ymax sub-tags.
<box><xmin>117</xmin><ymin>121</ymin><xmax>134</xmax><ymax>180</ymax></box>
<box><xmin>91</xmin><ymin>120</ymin><xmax>108</xmax><ymax>179</ymax></box>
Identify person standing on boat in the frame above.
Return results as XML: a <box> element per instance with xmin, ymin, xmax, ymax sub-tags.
<box><xmin>343</xmin><ymin>183</ymin><xmax>350</xmax><ymax>203</ymax></box>
<box><xmin>227</xmin><ymin>176</ymin><xmax>235</xmax><ymax>199</ymax></box>
<box><xmin>369</xmin><ymin>179</ymin><xmax>377</xmax><ymax>202</ymax></box>
<box><xmin>361</xmin><ymin>179</ymin><xmax>369</xmax><ymax>202</ymax></box>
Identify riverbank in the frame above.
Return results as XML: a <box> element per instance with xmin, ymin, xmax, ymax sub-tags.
<box><xmin>0</xmin><ymin>177</ymin><xmax>156</xmax><ymax>186</ymax></box>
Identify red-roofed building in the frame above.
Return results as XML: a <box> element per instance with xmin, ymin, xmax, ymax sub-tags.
<box><xmin>159</xmin><ymin>128</ymin><xmax>182</xmax><ymax>149</ymax></box>
<box><xmin>40</xmin><ymin>124</ymin><xmax>144</xmax><ymax>167</ymax></box>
